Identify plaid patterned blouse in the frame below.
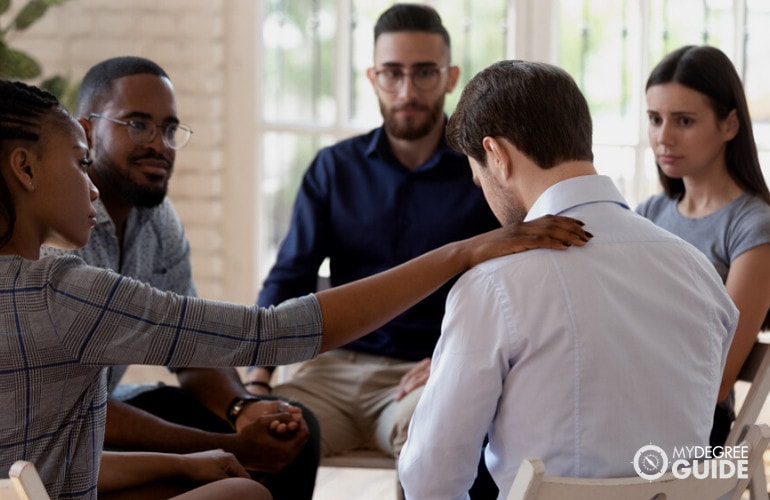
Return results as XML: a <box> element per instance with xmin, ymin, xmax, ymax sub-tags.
<box><xmin>0</xmin><ymin>254</ymin><xmax>322</xmax><ymax>499</ymax></box>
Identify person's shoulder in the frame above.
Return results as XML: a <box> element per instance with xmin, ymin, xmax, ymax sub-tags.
<box><xmin>733</xmin><ymin>193</ymin><xmax>770</xmax><ymax>218</ymax></box>
<box><xmin>635</xmin><ymin>192</ymin><xmax>671</xmax><ymax>217</ymax></box>
<box><xmin>458</xmin><ymin>250</ymin><xmax>554</xmax><ymax>289</ymax></box>
<box><xmin>31</xmin><ymin>254</ymin><xmax>89</xmax><ymax>281</ymax></box>
<box><xmin>727</xmin><ymin>194</ymin><xmax>770</xmax><ymax>240</ymax></box>
<box><xmin>322</xmin><ymin>128</ymin><xmax>377</xmax><ymax>155</ymax></box>
<box><xmin>306</xmin><ymin>129</ymin><xmax>373</xmax><ymax>170</ymax></box>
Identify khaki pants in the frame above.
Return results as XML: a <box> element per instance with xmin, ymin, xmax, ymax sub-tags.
<box><xmin>273</xmin><ymin>349</ymin><xmax>423</xmax><ymax>459</ymax></box>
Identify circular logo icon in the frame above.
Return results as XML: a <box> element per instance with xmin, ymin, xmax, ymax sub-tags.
<box><xmin>633</xmin><ymin>444</ymin><xmax>668</xmax><ymax>481</ymax></box>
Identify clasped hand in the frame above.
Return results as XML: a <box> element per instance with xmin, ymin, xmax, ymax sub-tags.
<box><xmin>231</xmin><ymin>399</ymin><xmax>310</xmax><ymax>473</ymax></box>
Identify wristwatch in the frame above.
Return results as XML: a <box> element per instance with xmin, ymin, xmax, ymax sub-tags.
<box><xmin>226</xmin><ymin>395</ymin><xmax>262</xmax><ymax>429</ymax></box>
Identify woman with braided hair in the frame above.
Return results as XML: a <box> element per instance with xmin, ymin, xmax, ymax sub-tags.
<box><xmin>0</xmin><ymin>80</ymin><xmax>272</xmax><ymax>499</ymax></box>
<box><xmin>0</xmin><ymin>80</ymin><xmax>591</xmax><ymax>498</ymax></box>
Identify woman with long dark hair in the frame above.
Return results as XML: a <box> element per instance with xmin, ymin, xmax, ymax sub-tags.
<box><xmin>638</xmin><ymin>45</ymin><xmax>770</xmax><ymax>446</ymax></box>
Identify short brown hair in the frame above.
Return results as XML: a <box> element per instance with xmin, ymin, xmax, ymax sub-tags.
<box><xmin>447</xmin><ymin>60</ymin><xmax>593</xmax><ymax>169</ymax></box>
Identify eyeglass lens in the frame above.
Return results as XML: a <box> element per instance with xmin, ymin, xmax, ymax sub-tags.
<box><xmin>129</xmin><ymin>120</ymin><xmax>191</xmax><ymax>149</ymax></box>
<box><xmin>376</xmin><ymin>67</ymin><xmax>443</xmax><ymax>92</ymax></box>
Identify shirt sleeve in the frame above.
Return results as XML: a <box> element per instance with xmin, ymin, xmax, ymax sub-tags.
<box><xmin>44</xmin><ymin>256</ymin><xmax>323</xmax><ymax>368</ymax></box>
<box><xmin>399</xmin><ymin>267</ymin><xmax>512</xmax><ymax>500</ymax></box>
<box><xmin>726</xmin><ymin>197</ymin><xmax>770</xmax><ymax>262</ymax></box>
<box><xmin>258</xmin><ymin>151</ymin><xmax>333</xmax><ymax>307</ymax></box>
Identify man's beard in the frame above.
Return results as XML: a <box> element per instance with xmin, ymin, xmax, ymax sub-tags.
<box><xmin>93</xmin><ymin>148</ymin><xmax>169</xmax><ymax>208</ymax></box>
<box><xmin>381</xmin><ymin>96</ymin><xmax>445</xmax><ymax>141</ymax></box>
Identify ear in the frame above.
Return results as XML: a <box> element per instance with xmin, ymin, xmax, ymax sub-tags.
<box><xmin>7</xmin><ymin>147</ymin><xmax>36</xmax><ymax>192</ymax></box>
<box><xmin>445</xmin><ymin>65</ymin><xmax>460</xmax><ymax>93</ymax></box>
<box><xmin>79</xmin><ymin>117</ymin><xmax>95</xmax><ymax>149</ymax></box>
<box><xmin>481</xmin><ymin>136</ymin><xmax>513</xmax><ymax>181</ymax></box>
<box><xmin>722</xmin><ymin>109</ymin><xmax>739</xmax><ymax>142</ymax></box>
<box><xmin>366</xmin><ymin>67</ymin><xmax>377</xmax><ymax>90</ymax></box>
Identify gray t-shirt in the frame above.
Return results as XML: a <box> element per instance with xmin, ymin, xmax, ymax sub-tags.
<box><xmin>636</xmin><ymin>192</ymin><xmax>770</xmax><ymax>283</ymax></box>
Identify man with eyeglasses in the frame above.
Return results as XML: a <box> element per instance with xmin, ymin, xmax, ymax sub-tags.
<box><xmin>245</xmin><ymin>4</ymin><xmax>500</xmax><ymax>497</ymax></box>
<box><xmin>42</xmin><ymin>56</ymin><xmax>321</xmax><ymax>499</ymax></box>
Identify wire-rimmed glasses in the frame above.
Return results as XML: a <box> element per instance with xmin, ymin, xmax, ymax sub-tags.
<box><xmin>373</xmin><ymin>65</ymin><xmax>449</xmax><ymax>93</ymax></box>
<box><xmin>88</xmin><ymin>113</ymin><xmax>193</xmax><ymax>150</ymax></box>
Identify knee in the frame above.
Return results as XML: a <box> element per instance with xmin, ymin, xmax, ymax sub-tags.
<box><xmin>388</xmin><ymin>390</ymin><xmax>424</xmax><ymax>455</ymax></box>
<box><xmin>213</xmin><ymin>478</ymin><xmax>273</xmax><ymax>499</ymax></box>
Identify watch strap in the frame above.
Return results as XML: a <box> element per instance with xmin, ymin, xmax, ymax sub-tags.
<box><xmin>226</xmin><ymin>395</ymin><xmax>261</xmax><ymax>429</ymax></box>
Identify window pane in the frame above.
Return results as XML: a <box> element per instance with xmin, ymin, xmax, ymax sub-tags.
<box><xmin>745</xmin><ymin>0</ymin><xmax>770</xmax><ymax>150</ymax></box>
<box><xmin>760</xmin><ymin>151</ymin><xmax>770</xmax><ymax>185</ymax></box>
<box><xmin>559</xmin><ymin>0</ymin><xmax>641</xmax><ymax>145</ymax></box>
<box><xmin>261</xmin><ymin>132</ymin><xmax>335</xmax><ymax>266</ymax></box>
<box><xmin>433</xmin><ymin>0</ymin><xmax>508</xmax><ymax>112</ymax></box>
<box><xmin>349</xmin><ymin>0</ymin><xmax>393</xmax><ymax>126</ymax></box>
<box><xmin>262</xmin><ymin>0</ymin><xmax>337</xmax><ymax>124</ymax></box>
<box><xmin>648</xmin><ymin>0</ymin><xmax>734</xmax><ymax>65</ymax></box>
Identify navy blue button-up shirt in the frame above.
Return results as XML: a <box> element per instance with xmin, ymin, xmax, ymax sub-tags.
<box><xmin>258</xmin><ymin>125</ymin><xmax>499</xmax><ymax>360</ymax></box>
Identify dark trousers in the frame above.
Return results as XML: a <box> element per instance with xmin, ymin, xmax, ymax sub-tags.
<box><xmin>710</xmin><ymin>400</ymin><xmax>736</xmax><ymax>447</ymax></box>
<box><xmin>122</xmin><ymin>385</ymin><xmax>321</xmax><ymax>500</ymax></box>
<box><xmin>469</xmin><ymin>439</ymin><xmax>499</xmax><ymax>499</ymax></box>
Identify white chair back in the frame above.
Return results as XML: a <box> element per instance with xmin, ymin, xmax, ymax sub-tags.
<box><xmin>0</xmin><ymin>461</ymin><xmax>50</xmax><ymax>500</ymax></box>
<box><xmin>507</xmin><ymin>423</ymin><xmax>770</xmax><ymax>500</ymax></box>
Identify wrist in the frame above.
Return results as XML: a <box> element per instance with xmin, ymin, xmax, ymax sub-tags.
<box><xmin>244</xmin><ymin>380</ymin><xmax>272</xmax><ymax>393</ymax></box>
<box><xmin>443</xmin><ymin>239</ymin><xmax>470</xmax><ymax>272</ymax></box>
<box><xmin>225</xmin><ymin>395</ymin><xmax>262</xmax><ymax>430</ymax></box>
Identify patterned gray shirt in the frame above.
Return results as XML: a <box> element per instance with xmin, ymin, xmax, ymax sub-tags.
<box><xmin>42</xmin><ymin>198</ymin><xmax>196</xmax><ymax>390</ymax></box>
<box><xmin>0</xmin><ymin>255</ymin><xmax>322</xmax><ymax>499</ymax></box>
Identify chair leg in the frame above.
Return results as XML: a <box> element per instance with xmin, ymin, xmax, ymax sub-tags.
<box><xmin>748</xmin><ymin>463</ymin><xmax>768</xmax><ymax>500</ymax></box>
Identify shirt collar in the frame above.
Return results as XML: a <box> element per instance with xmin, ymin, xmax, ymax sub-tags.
<box><xmin>93</xmin><ymin>198</ymin><xmax>113</xmax><ymax>226</ymax></box>
<box><xmin>525</xmin><ymin>175</ymin><xmax>629</xmax><ymax>221</ymax></box>
<box><xmin>92</xmin><ymin>198</ymin><xmax>153</xmax><ymax>229</ymax></box>
<box><xmin>364</xmin><ymin>122</ymin><xmax>461</xmax><ymax>171</ymax></box>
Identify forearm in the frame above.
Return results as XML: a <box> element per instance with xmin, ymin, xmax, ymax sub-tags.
<box><xmin>317</xmin><ymin>240</ymin><xmax>466</xmax><ymax>352</ymax></box>
<box><xmin>244</xmin><ymin>367</ymin><xmax>275</xmax><ymax>395</ymax></box>
<box><xmin>177</xmin><ymin>368</ymin><xmax>246</xmax><ymax>421</ymax></box>
<box><xmin>104</xmin><ymin>399</ymin><xmax>236</xmax><ymax>454</ymax></box>
<box><xmin>98</xmin><ymin>451</ymin><xmax>186</xmax><ymax>492</ymax></box>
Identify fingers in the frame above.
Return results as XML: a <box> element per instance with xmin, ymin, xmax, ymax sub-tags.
<box><xmin>221</xmin><ymin>454</ymin><xmax>251</xmax><ymax>478</ymax></box>
<box><xmin>465</xmin><ymin>215</ymin><xmax>594</xmax><ymax>269</ymax></box>
<box><xmin>519</xmin><ymin>215</ymin><xmax>592</xmax><ymax>247</ymax></box>
<box><xmin>500</xmin><ymin>216</ymin><xmax>592</xmax><ymax>251</ymax></box>
<box><xmin>395</xmin><ymin>358</ymin><xmax>431</xmax><ymax>401</ymax></box>
<box><xmin>269</xmin><ymin>420</ymin><xmax>298</xmax><ymax>435</ymax></box>
<box><xmin>188</xmin><ymin>449</ymin><xmax>251</xmax><ymax>481</ymax></box>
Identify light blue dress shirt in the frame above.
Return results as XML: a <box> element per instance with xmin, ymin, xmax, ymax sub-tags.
<box><xmin>399</xmin><ymin>175</ymin><xmax>737</xmax><ymax>499</ymax></box>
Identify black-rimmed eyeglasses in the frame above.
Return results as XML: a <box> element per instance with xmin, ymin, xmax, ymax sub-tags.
<box><xmin>88</xmin><ymin>113</ymin><xmax>193</xmax><ymax>150</ymax></box>
<box><xmin>373</xmin><ymin>66</ymin><xmax>448</xmax><ymax>93</ymax></box>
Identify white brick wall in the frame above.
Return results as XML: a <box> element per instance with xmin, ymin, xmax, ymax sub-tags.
<box><xmin>5</xmin><ymin>0</ymin><xmax>259</xmax><ymax>303</ymax></box>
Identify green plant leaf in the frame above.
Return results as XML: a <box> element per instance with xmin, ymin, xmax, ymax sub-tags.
<box><xmin>43</xmin><ymin>0</ymin><xmax>71</xmax><ymax>5</ymax></box>
<box><xmin>40</xmin><ymin>74</ymin><xmax>80</xmax><ymax>112</ymax></box>
<box><xmin>14</xmin><ymin>0</ymin><xmax>50</xmax><ymax>31</ymax></box>
<box><xmin>0</xmin><ymin>0</ymin><xmax>12</xmax><ymax>16</ymax></box>
<box><xmin>40</xmin><ymin>75</ymin><xmax>67</xmax><ymax>96</ymax></box>
<box><xmin>0</xmin><ymin>44</ymin><xmax>42</xmax><ymax>79</ymax></box>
